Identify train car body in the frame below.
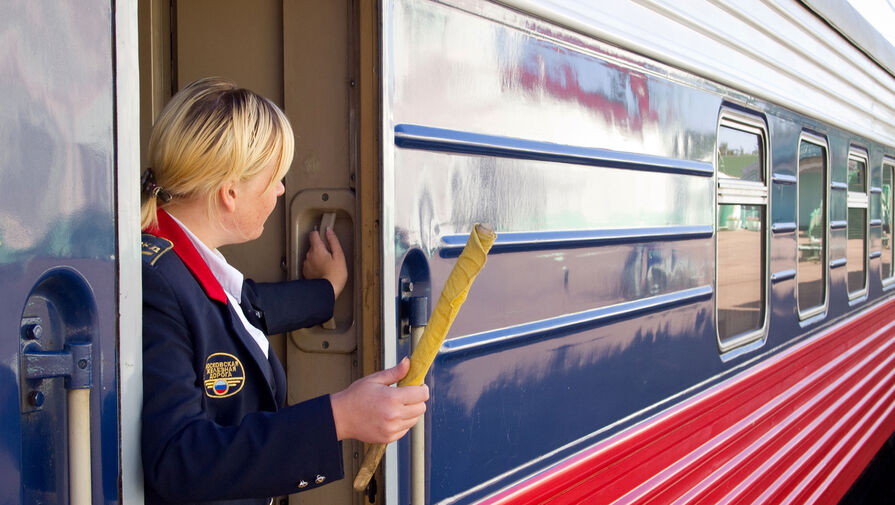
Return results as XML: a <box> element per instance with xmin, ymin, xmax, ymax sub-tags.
<box><xmin>1</xmin><ymin>0</ymin><xmax>894</xmax><ymax>504</ymax></box>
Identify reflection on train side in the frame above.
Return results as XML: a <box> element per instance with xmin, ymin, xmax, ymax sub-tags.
<box><xmin>715</xmin><ymin>117</ymin><xmax>768</xmax><ymax>348</ymax></box>
<box><xmin>797</xmin><ymin>136</ymin><xmax>828</xmax><ymax>317</ymax></box>
<box><xmin>848</xmin><ymin>150</ymin><xmax>869</xmax><ymax>298</ymax></box>
<box><xmin>717</xmin><ymin>204</ymin><xmax>763</xmax><ymax>339</ymax></box>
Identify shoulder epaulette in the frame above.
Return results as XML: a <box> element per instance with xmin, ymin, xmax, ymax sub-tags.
<box><xmin>142</xmin><ymin>233</ymin><xmax>173</xmax><ymax>266</ymax></box>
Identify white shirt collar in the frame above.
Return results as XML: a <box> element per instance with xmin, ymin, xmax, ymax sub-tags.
<box><xmin>166</xmin><ymin>213</ymin><xmax>269</xmax><ymax>358</ymax></box>
<box><xmin>166</xmin><ymin>213</ymin><xmax>245</xmax><ymax>301</ymax></box>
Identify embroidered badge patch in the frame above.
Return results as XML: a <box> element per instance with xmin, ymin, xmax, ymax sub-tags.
<box><xmin>203</xmin><ymin>353</ymin><xmax>245</xmax><ymax>398</ymax></box>
<box><xmin>141</xmin><ymin>234</ymin><xmax>173</xmax><ymax>266</ymax></box>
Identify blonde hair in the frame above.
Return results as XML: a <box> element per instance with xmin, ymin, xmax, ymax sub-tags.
<box><xmin>141</xmin><ymin>77</ymin><xmax>294</xmax><ymax>230</ymax></box>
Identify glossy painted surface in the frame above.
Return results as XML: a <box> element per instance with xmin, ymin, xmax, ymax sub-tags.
<box><xmin>483</xmin><ymin>297</ymin><xmax>895</xmax><ymax>504</ymax></box>
<box><xmin>386</xmin><ymin>0</ymin><xmax>721</xmax><ymax>501</ymax></box>
<box><xmin>0</xmin><ymin>2</ymin><xmax>118</xmax><ymax>503</ymax></box>
<box><xmin>499</xmin><ymin>0</ymin><xmax>895</xmax><ymax>148</ymax></box>
<box><xmin>383</xmin><ymin>1</ymin><xmax>895</xmax><ymax>503</ymax></box>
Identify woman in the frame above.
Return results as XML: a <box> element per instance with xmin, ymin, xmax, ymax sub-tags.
<box><xmin>140</xmin><ymin>77</ymin><xmax>428</xmax><ymax>504</ymax></box>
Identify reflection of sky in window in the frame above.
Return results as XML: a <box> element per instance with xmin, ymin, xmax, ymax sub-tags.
<box><xmin>800</xmin><ymin>141</ymin><xmax>823</xmax><ymax>159</ymax></box>
<box><xmin>718</xmin><ymin>126</ymin><xmax>761</xmax><ymax>181</ymax></box>
<box><xmin>719</xmin><ymin>126</ymin><xmax>759</xmax><ymax>155</ymax></box>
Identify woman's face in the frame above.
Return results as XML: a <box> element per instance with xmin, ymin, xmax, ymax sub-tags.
<box><xmin>228</xmin><ymin>160</ymin><xmax>285</xmax><ymax>243</ymax></box>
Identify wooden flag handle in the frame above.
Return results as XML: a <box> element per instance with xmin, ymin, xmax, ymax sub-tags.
<box><xmin>353</xmin><ymin>224</ymin><xmax>497</xmax><ymax>492</ymax></box>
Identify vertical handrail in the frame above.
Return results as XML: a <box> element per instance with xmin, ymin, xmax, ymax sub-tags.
<box><xmin>69</xmin><ymin>388</ymin><xmax>92</xmax><ymax>505</ymax></box>
<box><xmin>410</xmin><ymin>324</ymin><xmax>426</xmax><ymax>505</ymax></box>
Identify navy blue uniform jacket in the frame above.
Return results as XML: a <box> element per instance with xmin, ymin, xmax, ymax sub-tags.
<box><xmin>142</xmin><ymin>210</ymin><xmax>343</xmax><ymax>504</ymax></box>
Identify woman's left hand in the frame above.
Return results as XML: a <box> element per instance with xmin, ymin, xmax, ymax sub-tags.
<box><xmin>303</xmin><ymin>228</ymin><xmax>348</xmax><ymax>299</ymax></box>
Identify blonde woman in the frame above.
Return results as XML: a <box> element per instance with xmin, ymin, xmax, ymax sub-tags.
<box><xmin>140</xmin><ymin>78</ymin><xmax>427</xmax><ymax>504</ymax></box>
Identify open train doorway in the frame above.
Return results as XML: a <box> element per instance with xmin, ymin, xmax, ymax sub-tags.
<box><xmin>138</xmin><ymin>1</ymin><xmax>382</xmax><ymax>503</ymax></box>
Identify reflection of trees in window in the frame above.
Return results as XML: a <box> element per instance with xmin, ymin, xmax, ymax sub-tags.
<box><xmin>797</xmin><ymin>136</ymin><xmax>826</xmax><ymax>317</ymax></box>
<box><xmin>717</xmin><ymin>129</ymin><xmax>762</xmax><ymax>182</ymax></box>
<box><xmin>882</xmin><ymin>162</ymin><xmax>894</xmax><ymax>280</ymax></box>
<box><xmin>847</xmin><ymin>151</ymin><xmax>868</xmax><ymax>298</ymax></box>
<box><xmin>716</xmin><ymin>118</ymin><xmax>767</xmax><ymax>350</ymax></box>
<box><xmin>848</xmin><ymin>160</ymin><xmax>866</xmax><ymax>192</ymax></box>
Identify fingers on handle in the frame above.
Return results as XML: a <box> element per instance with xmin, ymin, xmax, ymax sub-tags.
<box><xmin>325</xmin><ymin>228</ymin><xmax>344</xmax><ymax>257</ymax></box>
<box><xmin>371</xmin><ymin>356</ymin><xmax>410</xmax><ymax>385</ymax></box>
<box><xmin>399</xmin><ymin>383</ymin><xmax>430</xmax><ymax>405</ymax></box>
<box><xmin>308</xmin><ymin>229</ymin><xmax>323</xmax><ymax>248</ymax></box>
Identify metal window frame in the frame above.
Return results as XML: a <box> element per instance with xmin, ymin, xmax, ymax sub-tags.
<box><xmin>715</xmin><ymin>108</ymin><xmax>770</xmax><ymax>354</ymax></box>
<box><xmin>796</xmin><ymin>131</ymin><xmax>830</xmax><ymax>321</ymax></box>
<box><xmin>847</xmin><ymin>146</ymin><xmax>870</xmax><ymax>300</ymax></box>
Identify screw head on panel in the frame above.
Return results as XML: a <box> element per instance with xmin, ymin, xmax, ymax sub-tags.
<box><xmin>27</xmin><ymin>391</ymin><xmax>44</xmax><ymax>407</ymax></box>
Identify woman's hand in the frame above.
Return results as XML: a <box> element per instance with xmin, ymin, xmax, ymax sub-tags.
<box><xmin>329</xmin><ymin>357</ymin><xmax>429</xmax><ymax>443</ymax></box>
<box><xmin>302</xmin><ymin>228</ymin><xmax>348</xmax><ymax>300</ymax></box>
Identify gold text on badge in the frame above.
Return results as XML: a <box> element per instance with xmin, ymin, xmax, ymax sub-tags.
<box><xmin>203</xmin><ymin>352</ymin><xmax>245</xmax><ymax>398</ymax></box>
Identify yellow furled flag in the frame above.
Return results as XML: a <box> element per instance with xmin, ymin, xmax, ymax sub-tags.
<box><xmin>353</xmin><ymin>223</ymin><xmax>497</xmax><ymax>492</ymax></box>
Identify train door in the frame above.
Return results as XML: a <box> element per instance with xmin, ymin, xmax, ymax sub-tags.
<box><xmin>0</xmin><ymin>1</ymin><xmax>141</xmax><ymax>503</ymax></box>
<box><xmin>139</xmin><ymin>1</ymin><xmax>381</xmax><ymax>503</ymax></box>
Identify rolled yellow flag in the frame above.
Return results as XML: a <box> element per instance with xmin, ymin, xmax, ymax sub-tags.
<box><xmin>353</xmin><ymin>224</ymin><xmax>497</xmax><ymax>492</ymax></box>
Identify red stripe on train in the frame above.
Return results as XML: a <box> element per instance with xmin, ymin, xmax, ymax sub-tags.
<box><xmin>482</xmin><ymin>298</ymin><xmax>895</xmax><ymax>504</ymax></box>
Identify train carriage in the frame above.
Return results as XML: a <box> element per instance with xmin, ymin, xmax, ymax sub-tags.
<box><xmin>1</xmin><ymin>0</ymin><xmax>894</xmax><ymax>504</ymax></box>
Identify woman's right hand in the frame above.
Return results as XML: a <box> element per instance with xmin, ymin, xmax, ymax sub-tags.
<box><xmin>302</xmin><ymin>228</ymin><xmax>348</xmax><ymax>299</ymax></box>
<box><xmin>329</xmin><ymin>357</ymin><xmax>429</xmax><ymax>444</ymax></box>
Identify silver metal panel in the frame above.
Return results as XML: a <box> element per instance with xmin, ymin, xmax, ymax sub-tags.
<box><xmin>499</xmin><ymin>0</ymin><xmax>895</xmax><ymax>147</ymax></box>
<box><xmin>394</xmin><ymin>150</ymin><xmax>712</xmax><ymax>252</ymax></box>
<box><xmin>116</xmin><ymin>0</ymin><xmax>144</xmax><ymax>502</ymax></box>
<box><xmin>381</xmin><ymin>0</ymin><xmax>895</xmax><ymax>501</ymax></box>
<box><xmin>383</xmin><ymin>0</ymin><xmax>720</xmax><ymax>500</ymax></box>
<box><xmin>387</xmin><ymin>0</ymin><xmax>718</xmax><ymax>339</ymax></box>
<box><xmin>381</xmin><ymin>0</ymin><xmax>400</xmax><ymax>498</ymax></box>
<box><xmin>389</xmin><ymin>0</ymin><xmax>721</xmax><ymax>159</ymax></box>
<box><xmin>396</xmin><ymin>151</ymin><xmax>714</xmax><ymax>340</ymax></box>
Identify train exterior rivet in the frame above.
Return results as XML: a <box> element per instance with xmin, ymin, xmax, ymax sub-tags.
<box><xmin>27</xmin><ymin>391</ymin><xmax>44</xmax><ymax>407</ymax></box>
<box><xmin>24</xmin><ymin>324</ymin><xmax>42</xmax><ymax>340</ymax></box>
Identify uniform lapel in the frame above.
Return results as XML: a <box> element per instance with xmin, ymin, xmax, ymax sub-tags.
<box><xmin>147</xmin><ymin>209</ymin><xmax>279</xmax><ymax>406</ymax></box>
<box><xmin>269</xmin><ymin>345</ymin><xmax>287</xmax><ymax>407</ymax></box>
<box><xmin>223</xmin><ymin>299</ymin><xmax>277</xmax><ymax>406</ymax></box>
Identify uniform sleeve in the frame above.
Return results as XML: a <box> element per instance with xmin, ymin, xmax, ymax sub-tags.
<box><xmin>141</xmin><ymin>264</ymin><xmax>343</xmax><ymax>502</ymax></box>
<box><xmin>243</xmin><ymin>278</ymin><xmax>335</xmax><ymax>335</ymax></box>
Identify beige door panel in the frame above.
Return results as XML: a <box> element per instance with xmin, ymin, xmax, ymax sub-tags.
<box><xmin>139</xmin><ymin>1</ymin><xmax>372</xmax><ymax>504</ymax></box>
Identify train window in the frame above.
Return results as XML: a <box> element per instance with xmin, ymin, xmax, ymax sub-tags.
<box><xmin>718</xmin><ymin>127</ymin><xmax>764</xmax><ymax>182</ymax></box>
<box><xmin>883</xmin><ymin>159</ymin><xmax>895</xmax><ymax>283</ymax></box>
<box><xmin>847</xmin><ymin>148</ymin><xmax>869</xmax><ymax>299</ymax></box>
<box><xmin>716</xmin><ymin>112</ymin><xmax>768</xmax><ymax>352</ymax></box>
<box><xmin>797</xmin><ymin>134</ymin><xmax>828</xmax><ymax>319</ymax></box>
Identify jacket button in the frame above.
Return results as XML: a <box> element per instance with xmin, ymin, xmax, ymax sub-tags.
<box><xmin>297</xmin><ymin>480</ymin><xmax>308</xmax><ymax>488</ymax></box>
<box><xmin>315</xmin><ymin>474</ymin><xmax>326</xmax><ymax>484</ymax></box>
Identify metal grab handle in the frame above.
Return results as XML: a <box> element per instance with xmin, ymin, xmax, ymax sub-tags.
<box><xmin>353</xmin><ymin>224</ymin><xmax>496</xmax><ymax>493</ymax></box>
<box><xmin>409</xmin><ymin>324</ymin><xmax>426</xmax><ymax>504</ymax></box>
<box><xmin>69</xmin><ymin>388</ymin><xmax>92</xmax><ymax>505</ymax></box>
<box><xmin>22</xmin><ymin>341</ymin><xmax>93</xmax><ymax>504</ymax></box>
<box><xmin>318</xmin><ymin>212</ymin><xmax>338</xmax><ymax>330</ymax></box>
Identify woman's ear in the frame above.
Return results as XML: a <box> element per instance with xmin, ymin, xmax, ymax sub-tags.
<box><xmin>218</xmin><ymin>180</ymin><xmax>238</xmax><ymax>213</ymax></box>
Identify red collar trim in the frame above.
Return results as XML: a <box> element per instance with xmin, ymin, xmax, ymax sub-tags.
<box><xmin>144</xmin><ymin>209</ymin><xmax>228</xmax><ymax>305</ymax></box>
